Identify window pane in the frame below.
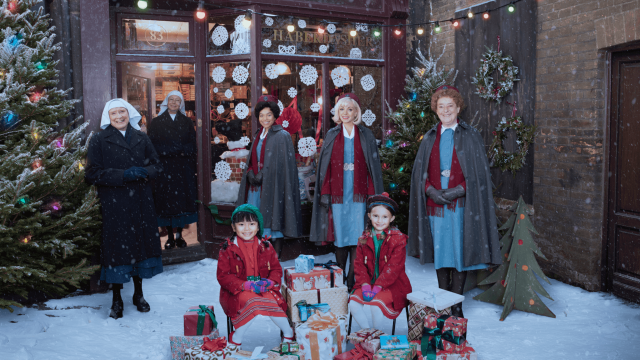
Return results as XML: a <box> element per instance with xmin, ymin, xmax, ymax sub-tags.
<box><xmin>262</xmin><ymin>16</ymin><xmax>382</xmax><ymax>60</ymax></box>
<box><xmin>208</xmin><ymin>15</ymin><xmax>251</xmax><ymax>56</ymax></box>
<box><xmin>122</xmin><ymin>19</ymin><xmax>189</xmax><ymax>52</ymax></box>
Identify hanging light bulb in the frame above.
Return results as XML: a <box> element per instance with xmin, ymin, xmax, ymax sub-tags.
<box><xmin>434</xmin><ymin>22</ymin><xmax>441</xmax><ymax>33</ymax></box>
<box><xmin>196</xmin><ymin>2</ymin><xmax>206</xmax><ymax>20</ymax></box>
<box><xmin>262</xmin><ymin>86</ymin><xmax>268</xmax><ymax>94</ymax></box>
<box><xmin>483</xmin><ymin>12</ymin><xmax>490</xmax><ymax>20</ymax></box>
<box><xmin>452</xmin><ymin>20</ymin><xmax>460</xmax><ymax>28</ymax></box>
<box><xmin>137</xmin><ymin>0</ymin><xmax>148</xmax><ymax>10</ymax></box>
<box><xmin>373</xmin><ymin>28</ymin><xmax>381</xmax><ymax>37</ymax></box>
<box><xmin>394</xmin><ymin>25</ymin><xmax>402</xmax><ymax>36</ymax></box>
<box><xmin>350</xmin><ymin>28</ymin><xmax>357</xmax><ymax>37</ymax></box>
<box><xmin>467</xmin><ymin>11</ymin><xmax>474</xmax><ymax>19</ymax></box>
<box><xmin>242</xmin><ymin>10</ymin><xmax>252</xmax><ymax>28</ymax></box>
<box><xmin>318</xmin><ymin>21</ymin><xmax>326</xmax><ymax>34</ymax></box>
<box><xmin>287</xmin><ymin>17</ymin><xmax>295</xmax><ymax>32</ymax></box>
<box><xmin>7</xmin><ymin>0</ymin><xmax>18</xmax><ymax>14</ymax></box>
<box><xmin>417</xmin><ymin>27</ymin><xmax>424</xmax><ymax>35</ymax></box>
<box><xmin>508</xmin><ymin>3</ymin><xmax>516</xmax><ymax>13</ymax></box>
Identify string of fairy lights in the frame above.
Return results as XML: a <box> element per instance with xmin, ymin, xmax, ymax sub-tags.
<box><xmin>135</xmin><ymin>0</ymin><xmax>524</xmax><ymax>37</ymax></box>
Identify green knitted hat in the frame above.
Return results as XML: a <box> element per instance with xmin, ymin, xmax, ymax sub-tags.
<box><xmin>231</xmin><ymin>203</ymin><xmax>264</xmax><ymax>238</ymax></box>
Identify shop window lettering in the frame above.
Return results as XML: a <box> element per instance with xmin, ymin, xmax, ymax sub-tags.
<box><xmin>271</xmin><ymin>30</ymin><xmax>374</xmax><ymax>48</ymax></box>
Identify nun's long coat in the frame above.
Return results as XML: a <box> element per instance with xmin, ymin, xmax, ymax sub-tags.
<box><xmin>85</xmin><ymin>125</ymin><xmax>163</xmax><ymax>268</ymax></box>
<box><xmin>147</xmin><ymin>111</ymin><xmax>198</xmax><ymax>218</ymax></box>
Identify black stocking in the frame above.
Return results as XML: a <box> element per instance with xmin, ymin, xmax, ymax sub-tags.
<box><xmin>176</xmin><ymin>227</ymin><xmax>183</xmax><ymax>237</ymax></box>
<box><xmin>436</xmin><ymin>268</ymin><xmax>452</xmax><ymax>291</ymax></box>
<box><xmin>335</xmin><ymin>247</ymin><xmax>349</xmax><ymax>285</ymax></box>
<box><xmin>450</xmin><ymin>270</ymin><xmax>467</xmax><ymax>318</ymax></box>
<box><xmin>133</xmin><ymin>276</ymin><xmax>143</xmax><ymax>297</ymax></box>
<box><xmin>347</xmin><ymin>246</ymin><xmax>357</xmax><ymax>290</ymax></box>
<box><xmin>112</xmin><ymin>283</ymin><xmax>123</xmax><ymax>302</ymax></box>
<box><xmin>166</xmin><ymin>226</ymin><xmax>175</xmax><ymax>240</ymax></box>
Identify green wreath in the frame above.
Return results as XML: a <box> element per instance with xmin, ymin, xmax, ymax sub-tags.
<box><xmin>472</xmin><ymin>47</ymin><xmax>519</xmax><ymax>103</ymax></box>
<box><xmin>489</xmin><ymin>116</ymin><xmax>536</xmax><ymax>175</ymax></box>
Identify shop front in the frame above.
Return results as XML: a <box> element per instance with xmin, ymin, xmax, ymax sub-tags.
<box><xmin>82</xmin><ymin>0</ymin><xmax>408</xmax><ymax>259</ymax></box>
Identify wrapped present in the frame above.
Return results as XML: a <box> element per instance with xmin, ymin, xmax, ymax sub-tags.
<box><xmin>407</xmin><ymin>289</ymin><xmax>464</xmax><ymax>312</ymax></box>
<box><xmin>407</xmin><ymin>301</ymin><xmax>451</xmax><ymax>342</ymax></box>
<box><xmin>295</xmin><ymin>255</ymin><xmax>315</xmax><ymax>274</ymax></box>
<box><xmin>184</xmin><ymin>305</ymin><xmax>218</xmax><ymax>336</ymax></box>
<box><xmin>347</xmin><ymin>328</ymin><xmax>387</xmax><ymax>354</ymax></box>
<box><xmin>279</xmin><ymin>342</ymin><xmax>300</xmax><ymax>353</ymax></box>
<box><xmin>268</xmin><ymin>346</ymin><xmax>306</xmax><ymax>360</ymax></box>
<box><xmin>169</xmin><ymin>332</ymin><xmax>219</xmax><ymax>360</ymax></box>
<box><xmin>422</xmin><ymin>314</ymin><xmax>468</xmax><ymax>359</ymax></box>
<box><xmin>413</xmin><ymin>340</ymin><xmax>478</xmax><ymax>360</ymax></box>
<box><xmin>282</xmin><ymin>284</ymin><xmax>348</xmax><ymax>323</ymax></box>
<box><xmin>284</xmin><ymin>263</ymin><xmax>344</xmax><ymax>291</ymax></box>
<box><xmin>373</xmin><ymin>342</ymin><xmax>417</xmax><ymax>360</ymax></box>
<box><xmin>184</xmin><ymin>338</ymin><xmax>238</xmax><ymax>360</ymax></box>
<box><xmin>294</xmin><ymin>311</ymin><xmax>348</xmax><ymax>360</ymax></box>
<box><xmin>296</xmin><ymin>300</ymin><xmax>331</xmax><ymax>322</ymax></box>
<box><xmin>333</xmin><ymin>343</ymin><xmax>374</xmax><ymax>360</ymax></box>
<box><xmin>379</xmin><ymin>335</ymin><xmax>409</xmax><ymax>350</ymax></box>
<box><xmin>228</xmin><ymin>349</ymin><xmax>269</xmax><ymax>359</ymax></box>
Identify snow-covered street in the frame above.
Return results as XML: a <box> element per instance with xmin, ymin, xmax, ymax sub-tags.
<box><xmin>1</xmin><ymin>254</ymin><xmax>639</xmax><ymax>360</ymax></box>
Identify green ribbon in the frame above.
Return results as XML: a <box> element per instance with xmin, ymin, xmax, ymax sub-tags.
<box><xmin>269</xmin><ymin>349</ymin><xmax>299</xmax><ymax>359</ymax></box>
<box><xmin>188</xmin><ymin>305</ymin><xmax>218</xmax><ymax>335</ymax></box>
<box><xmin>207</xmin><ymin>204</ymin><xmax>232</xmax><ymax>225</ymax></box>
<box><xmin>420</xmin><ymin>315</ymin><xmax>467</xmax><ymax>360</ymax></box>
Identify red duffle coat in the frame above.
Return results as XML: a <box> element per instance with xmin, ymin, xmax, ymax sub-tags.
<box><xmin>353</xmin><ymin>228</ymin><xmax>413</xmax><ymax>313</ymax></box>
<box><xmin>217</xmin><ymin>237</ymin><xmax>284</xmax><ymax>316</ymax></box>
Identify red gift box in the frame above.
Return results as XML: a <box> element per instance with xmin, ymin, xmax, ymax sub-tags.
<box><xmin>284</xmin><ymin>265</ymin><xmax>344</xmax><ymax>291</ymax></box>
<box><xmin>424</xmin><ymin>314</ymin><xmax>467</xmax><ymax>338</ymax></box>
<box><xmin>184</xmin><ymin>305</ymin><xmax>216</xmax><ymax>336</ymax></box>
<box><xmin>412</xmin><ymin>340</ymin><xmax>478</xmax><ymax>360</ymax></box>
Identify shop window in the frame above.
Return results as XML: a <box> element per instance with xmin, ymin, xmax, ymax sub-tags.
<box><xmin>208</xmin><ymin>15</ymin><xmax>251</xmax><ymax>56</ymax></box>
<box><xmin>121</xmin><ymin>19</ymin><xmax>189</xmax><ymax>52</ymax></box>
<box><xmin>261</xmin><ymin>16</ymin><xmax>382</xmax><ymax>60</ymax></box>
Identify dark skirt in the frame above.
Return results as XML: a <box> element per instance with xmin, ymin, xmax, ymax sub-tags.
<box><xmin>100</xmin><ymin>256</ymin><xmax>163</xmax><ymax>284</ymax></box>
<box><xmin>157</xmin><ymin>212</ymin><xmax>198</xmax><ymax>228</ymax></box>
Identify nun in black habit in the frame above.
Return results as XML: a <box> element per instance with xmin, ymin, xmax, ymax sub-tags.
<box><xmin>85</xmin><ymin>99</ymin><xmax>164</xmax><ymax>319</ymax></box>
<box><xmin>147</xmin><ymin>90</ymin><xmax>198</xmax><ymax>249</ymax></box>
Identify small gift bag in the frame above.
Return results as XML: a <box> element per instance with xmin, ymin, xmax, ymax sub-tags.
<box><xmin>184</xmin><ymin>305</ymin><xmax>218</xmax><ymax>336</ymax></box>
<box><xmin>347</xmin><ymin>328</ymin><xmax>387</xmax><ymax>353</ymax></box>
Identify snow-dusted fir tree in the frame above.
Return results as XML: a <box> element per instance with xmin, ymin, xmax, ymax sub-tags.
<box><xmin>0</xmin><ymin>0</ymin><xmax>101</xmax><ymax>311</ymax></box>
<box><xmin>379</xmin><ymin>48</ymin><xmax>456</xmax><ymax>231</ymax></box>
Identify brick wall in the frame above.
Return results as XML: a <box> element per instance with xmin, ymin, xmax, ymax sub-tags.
<box><xmin>226</xmin><ymin>156</ymin><xmax>248</xmax><ymax>183</ymax></box>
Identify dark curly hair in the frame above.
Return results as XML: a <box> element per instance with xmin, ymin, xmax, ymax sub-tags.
<box><xmin>431</xmin><ymin>88</ymin><xmax>466</xmax><ymax>111</ymax></box>
<box><xmin>231</xmin><ymin>211</ymin><xmax>259</xmax><ymax>225</ymax></box>
<box><xmin>254</xmin><ymin>101</ymin><xmax>280</xmax><ymax>120</ymax></box>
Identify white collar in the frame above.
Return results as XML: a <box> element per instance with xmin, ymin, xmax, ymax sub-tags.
<box><xmin>119</xmin><ymin>130</ymin><xmax>126</xmax><ymax>137</ymax></box>
<box><xmin>441</xmin><ymin>123</ymin><xmax>458</xmax><ymax>134</ymax></box>
<box><xmin>169</xmin><ymin>113</ymin><xmax>177</xmax><ymax>120</ymax></box>
<box><xmin>260</xmin><ymin>128</ymin><xmax>268</xmax><ymax>139</ymax></box>
<box><xmin>343</xmin><ymin>124</ymin><xmax>355</xmax><ymax>139</ymax></box>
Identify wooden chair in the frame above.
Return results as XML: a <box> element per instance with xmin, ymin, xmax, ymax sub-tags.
<box><xmin>347</xmin><ymin>305</ymin><xmax>409</xmax><ymax>336</ymax></box>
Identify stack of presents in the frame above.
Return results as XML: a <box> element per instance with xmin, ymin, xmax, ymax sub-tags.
<box><xmin>168</xmin><ymin>254</ymin><xmax>477</xmax><ymax>359</ymax></box>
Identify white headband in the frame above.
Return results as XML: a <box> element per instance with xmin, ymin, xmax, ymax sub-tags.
<box><xmin>100</xmin><ymin>99</ymin><xmax>142</xmax><ymax>130</ymax></box>
<box><xmin>158</xmin><ymin>90</ymin><xmax>186</xmax><ymax>116</ymax></box>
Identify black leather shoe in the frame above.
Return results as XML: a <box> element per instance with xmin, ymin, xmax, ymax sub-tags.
<box><xmin>175</xmin><ymin>232</ymin><xmax>187</xmax><ymax>248</ymax></box>
<box><xmin>164</xmin><ymin>237</ymin><xmax>176</xmax><ymax>250</ymax></box>
<box><xmin>133</xmin><ymin>293</ymin><xmax>151</xmax><ymax>312</ymax></box>
<box><xmin>109</xmin><ymin>298</ymin><xmax>124</xmax><ymax>319</ymax></box>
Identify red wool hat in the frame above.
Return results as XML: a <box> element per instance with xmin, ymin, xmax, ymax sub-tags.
<box><xmin>276</xmin><ymin>96</ymin><xmax>302</xmax><ymax>135</ymax></box>
<box><xmin>258</xmin><ymin>95</ymin><xmax>278</xmax><ymax>103</ymax></box>
<box><xmin>434</xmin><ymin>85</ymin><xmax>460</xmax><ymax>93</ymax></box>
<box><xmin>337</xmin><ymin>92</ymin><xmax>361</xmax><ymax>106</ymax></box>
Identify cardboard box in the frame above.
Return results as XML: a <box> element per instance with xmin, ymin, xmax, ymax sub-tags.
<box><xmin>284</xmin><ymin>265</ymin><xmax>344</xmax><ymax>291</ymax></box>
<box><xmin>282</xmin><ymin>284</ymin><xmax>348</xmax><ymax>323</ymax></box>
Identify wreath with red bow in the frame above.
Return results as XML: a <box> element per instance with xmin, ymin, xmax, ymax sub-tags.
<box><xmin>488</xmin><ymin>115</ymin><xmax>536</xmax><ymax>175</ymax></box>
<box><xmin>472</xmin><ymin>46</ymin><xmax>519</xmax><ymax>103</ymax></box>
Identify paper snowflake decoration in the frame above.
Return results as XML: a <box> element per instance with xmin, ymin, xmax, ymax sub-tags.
<box><xmin>235</xmin><ymin>102</ymin><xmax>249</xmax><ymax>119</ymax></box>
<box><xmin>214</xmin><ymin>161</ymin><xmax>232</xmax><ymax>181</ymax></box>
<box><xmin>331</xmin><ymin>66</ymin><xmax>350</xmax><ymax>87</ymax></box>
<box><xmin>212</xmin><ymin>66</ymin><xmax>226</xmax><ymax>83</ymax></box>
<box><xmin>225</xmin><ymin>89</ymin><xmax>233</xmax><ymax>99</ymax></box>
<box><xmin>232</xmin><ymin>41</ymin><xmax>250</xmax><ymax>54</ymax></box>
<box><xmin>349</xmin><ymin>48</ymin><xmax>362</xmax><ymax>59</ymax></box>
<box><xmin>327</xmin><ymin>24</ymin><xmax>336</xmax><ymax>34</ymax></box>
<box><xmin>234</xmin><ymin>15</ymin><xmax>248</xmax><ymax>31</ymax></box>
<box><xmin>287</xmin><ymin>87</ymin><xmax>297</xmax><ymax>98</ymax></box>
<box><xmin>213</xmin><ymin>87</ymin><xmax>219</xmax><ymax>93</ymax></box>
<box><xmin>263</xmin><ymin>39</ymin><xmax>271</xmax><ymax>48</ymax></box>
<box><xmin>362</xmin><ymin>109</ymin><xmax>376</xmax><ymax>126</ymax></box>
<box><xmin>240</xmin><ymin>136</ymin><xmax>251</xmax><ymax>147</ymax></box>
<box><xmin>232</xmin><ymin>65</ymin><xmax>249</xmax><ymax>84</ymax></box>
<box><xmin>211</xmin><ymin>26</ymin><xmax>228</xmax><ymax>46</ymax></box>
<box><xmin>214</xmin><ymin>136</ymin><xmax>221</xmax><ymax>144</ymax></box>
<box><xmin>360</xmin><ymin>74</ymin><xmax>375</xmax><ymax>91</ymax></box>
<box><xmin>319</xmin><ymin>44</ymin><xmax>328</xmax><ymax>53</ymax></box>
<box><xmin>356</xmin><ymin>23</ymin><xmax>369</xmax><ymax>32</ymax></box>
<box><xmin>282</xmin><ymin>120</ymin><xmax>290</xmax><ymax>128</ymax></box>
<box><xmin>278</xmin><ymin>100</ymin><xmax>284</xmax><ymax>113</ymax></box>
<box><xmin>278</xmin><ymin>45</ymin><xmax>296</xmax><ymax>54</ymax></box>
<box><xmin>265</xmin><ymin>63</ymin><xmax>279</xmax><ymax>79</ymax></box>
<box><xmin>300</xmin><ymin>65</ymin><xmax>318</xmax><ymax>86</ymax></box>
<box><xmin>217</xmin><ymin>105</ymin><xmax>224</xmax><ymax>114</ymax></box>
<box><xmin>239</xmin><ymin>162</ymin><xmax>247</xmax><ymax>169</ymax></box>
<box><xmin>310</xmin><ymin>103</ymin><xmax>320</xmax><ymax>112</ymax></box>
<box><xmin>264</xmin><ymin>17</ymin><xmax>274</xmax><ymax>26</ymax></box>
<box><xmin>298</xmin><ymin>19</ymin><xmax>307</xmax><ymax>28</ymax></box>
<box><xmin>330</xmin><ymin>108</ymin><xmax>335</xmax><ymax>115</ymax></box>
<box><xmin>298</xmin><ymin>137</ymin><xmax>317</xmax><ymax>157</ymax></box>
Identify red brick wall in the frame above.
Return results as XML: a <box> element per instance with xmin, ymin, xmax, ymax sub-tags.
<box><xmin>227</xmin><ymin>156</ymin><xmax>248</xmax><ymax>183</ymax></box>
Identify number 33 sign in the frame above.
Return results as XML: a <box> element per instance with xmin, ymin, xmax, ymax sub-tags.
<box><xmin>145</xmin><ymin>23</ymin><xmax>168</xmax><ymax>47</ymax></box>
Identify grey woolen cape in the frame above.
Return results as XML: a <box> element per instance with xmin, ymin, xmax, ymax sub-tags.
<box><xmin>407</xmin><ymin>121</ymin><xmax>502</xmax><ymax>267</ymax></box>
<box><xmin>310</xmin><ymin>124</ymin><xmax>384</xmax><ymax>246</ymax></box>
<box><xmin>236</xmin><ymin>125</ymin><xmax>302</xmax><ymax>238</ymax></box>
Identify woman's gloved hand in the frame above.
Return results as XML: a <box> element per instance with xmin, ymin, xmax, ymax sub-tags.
<box><xmin>426</xmin><ymin>185</ymin><xmax>451</xmax><ymax>205</ymax></box>
<box><xmin>442</xmin><ymin>184</ymin><xmax>465</xmax><ymax>201</ymax></box>
<box><xmin>319</xmin><ymin>194</ymin><xmax>331</xmax><ymax>209</ymax></box>
<box><xmin>123</xmin><ymin>167</ymin><xmax>148</xmax><ymax>182</ymax></box>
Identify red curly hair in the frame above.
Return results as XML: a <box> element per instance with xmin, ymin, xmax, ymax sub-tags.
<box><xmin>431</xmin><ymin>88</ymin><xmax>466</xmax><ymax>111</ymax></box>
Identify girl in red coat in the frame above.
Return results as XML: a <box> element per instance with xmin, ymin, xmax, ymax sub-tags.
<box><xmin>217</xmin><ymin>204</ymin><xmax>294</xmax><ymax>347</ymax></box>
<box><xmin>349</xmin><ymin>193</ymin><xmax>412</xmax><ymax>329</ymax></box>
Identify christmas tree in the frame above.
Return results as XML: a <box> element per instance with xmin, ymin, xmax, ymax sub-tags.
<box><xmin>474</xmin><ymin>196</ymin><xmax>555</xmax><ymax>320</ymax></box>
<box><xmin>379</xmin><ymin>48</ymin><xmax>456</xmax><ymax>231</ymax></box>
<box><xmin>0</xmin><ymin>0</ymin><xmax>101</xmax><ymax>311</ymax></box>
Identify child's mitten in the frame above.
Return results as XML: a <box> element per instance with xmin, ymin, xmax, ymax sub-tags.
<box><xmin>362</xmin><ymin>283</ymin><xmax>374</xmax><ymax>302</ymax></box>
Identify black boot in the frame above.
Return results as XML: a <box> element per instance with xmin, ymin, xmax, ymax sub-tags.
<box><xmin>132</xmin><ymin>276</ymin><xmax>150</xmax><ymax>312</ymax></box>
<box><xmin>164</xmin><ymin>226</ymin><xmax>176</xmax><ymax>249</ymax></box>
<box><xmin>175</xmin><ymin>228</ymin><xmax>187</xmax><ymax>248</ymax></box>
<box><xmin>110</xmin><ymin>284</ymin><xmax>124</xmax><ymax>319</ymax></box>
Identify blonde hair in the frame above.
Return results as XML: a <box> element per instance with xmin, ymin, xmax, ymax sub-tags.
<box><xmin>332</xmin><ymin>97</ymin><xmax>362</xmax><ymax>125</ymax></box>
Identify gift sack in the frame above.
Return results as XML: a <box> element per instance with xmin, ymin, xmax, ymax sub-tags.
<box><xmin>184</xmin><ymin>305</ymin><xmax>218</xmax><ymax>336</ymax></box>
<box><xmin>295</xmin><ymin>311</ymin><xmax>348</xmax><ymax>360</ymax></box>
<box><xmin>169</xmin><ymin>333</ymin><xmax>219</xmax><ymax>360</ymax></box>
<box><xmin>407</xmin><ymin>301</ymin><xmax>451</xmax><ymax>342</ymax></box>
<box><xmin>413</xmin><ymin>340</ymin><xmax>478</xmax><ymax>360</ymax></box>
<box><xmin>347</xmin><ymin>328</ymin><xmax>387</xmax><ymax>353</ymax></box>
<box><xmin>372</xmin><ymin>341</ymin><xmax>417</xmax><ymax>360</ymax></box>
<box><xmin>282</xmin><ymin>284</ymin><xmax>348</xmax><ymax>323</ymax></box>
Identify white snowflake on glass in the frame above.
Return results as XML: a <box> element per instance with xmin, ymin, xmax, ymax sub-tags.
<box><xmin>298</xmin><ymin>19</ymin><xmax>307</xmax><ymax>28</ymax></box>
<box><xmin>310</xmin><ymin>103</ymin><xmax>320</xmax><ymax>112</ymax></box>
<box><xmin>264</xmin><ymin>17</ymin><xmax>274</xmax><ymax>26</ymax></box>
<box><xmin>263</xmin><ymin>39</ymin><xmax>271</xmax><ymax>48</ymax></box>
<box><xmin>234</xmin><ymin>15</ymin><xmax>247</xmax><ymax>32</ymax></box>
<box><xmin>319</xmin><ymin>44</ymin><xmax>328</xmax><ymax>53</ymax></box>
<box><xmin>298</xmin><ymin>137</ymin><xmax>317</xmax><ymax>157</ymax></box>
<box><xmin>278</xmin><ymin>45</ymin><xmax>296</xmax><ymax>55</ymax></box>
<box><xmin>239</xmin><ymin>162</ymin><xmax>247</xmax><ymax>169</ymax></box>
<box><xmin>349</xmin><ymin>48</ymin><xmax>362</xmax><ymax>59</ymax></box>
<box><xmin>214</xmin><ymin>136</ymin><xmax>221</xmax><ymax>144</ymax></box>
<box><xmin>233</xmin><ymin>41</ymin><xmax>250</xmax><ymax>54</ymax></box>
<box><xmin>213</xmin><ymin>87</ymin><xmax>219</xmax><ymax>93</ymax></box>
<box><xmin>356</xmin><ymin>23</ymin><xmax>369</xmax><ymax>32</ymax></box>
<box><xmin>214</xmin><ymin>161</ymin><xmax>232</xmax><ymax>181</ymax></box>
<box><xmin>330</xmin><ymin>108</ymin><xmax>335</xmax><ymax>115</ymax></box>
<box><xmin>300</xmin><ymin>65</ymin><xmax>318</xmax><ymax>86</ymax></box>
<box><xmin>362</xmin><ymin>109</ymin><xmax>376</xmax><ymax>126</ymax></box>
<box><xmin>235</xmin><ymin>102</ymin><xmax>249</xmax><ymax>119</ymax></box>
<box><xmin>217</xmin><ymin>105</ymin><xmax>224</xmax><ymax>114</ymax></box>
<box><xmin>287</xmin><ymin>87</ymin><xmax>297</xmax><ymax>98</ymax></box>
<box><xmin>278</xmin><ymin>100</ymin><xmax>284</xmax><ymax>113</ymax></box>
<box><xmin>211</xmin><ymin>26</ymin><xmax>229</xmax><ymax>46</ymax></box>
<box><xmin>331</xmin><ymin>66</ymin><xmax>350</xmax><ymax>87</ymax></box>
<box><xmin>360</xmin><ymin>74</ymin><xmax>375</xmax><ymax>91</ymax></box>
<box><xmin>240</xmin><ymin>136</ymin><xmax>251</xmax><ymax>147</ymax></box>
<box><xmin>212</xmin><ymin>66</ymin><xmax>226</xmax><ymax>83</ymax></box>
<box><xmin>327</xmin><ymin>24</ymin><xmax>336</xmax><ymax>34</ymax></box>
<box><xmin>232</xmin><ymin>65</ymin><xmax>249</xmax><ymax>84</ymax></box>
<box><xmin>225</xmin><ymin>89</ymin><xmax>233</xmax><ymax>99</ymax></box>
<box><xmin>282</xmin><ymin>120</ymin><xmax>290</xmax><ymax>128</ymax></box>
<box><xmin>265</xmin><ymin>63</ymin><xmax>279</xmax><ymax>79</ymax></box>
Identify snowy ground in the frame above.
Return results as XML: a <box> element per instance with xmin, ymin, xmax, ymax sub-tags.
<box><xmin>1</xmin><ymin>254</ymin><xmax>640</xmax><ymax>360</ymax></box>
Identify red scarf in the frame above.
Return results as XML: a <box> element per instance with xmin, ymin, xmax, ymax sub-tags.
<box><xmin>321</xmin><ymin>125</ymin><xmax>374</xmax><ymax>204</ymax></box>
<box><xmin>426</xmin><ymin>122</ymin><xmax>465</xmax><ymax>217</ymax></box>
<box><xmin>250</xmin><ymin>129</ymin><xmax>268</xmax><ymax>175</ymax></box>
<box><xmin>236</xmin><ymin>236</ymin><xmax>259</xmax><ymax>277</ymax></box>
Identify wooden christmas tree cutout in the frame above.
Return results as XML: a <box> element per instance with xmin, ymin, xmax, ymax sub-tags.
<box><xmin>474</xmin><ymin>196</ymin><xmax>556</xmax><ymax>320</ymax></box>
